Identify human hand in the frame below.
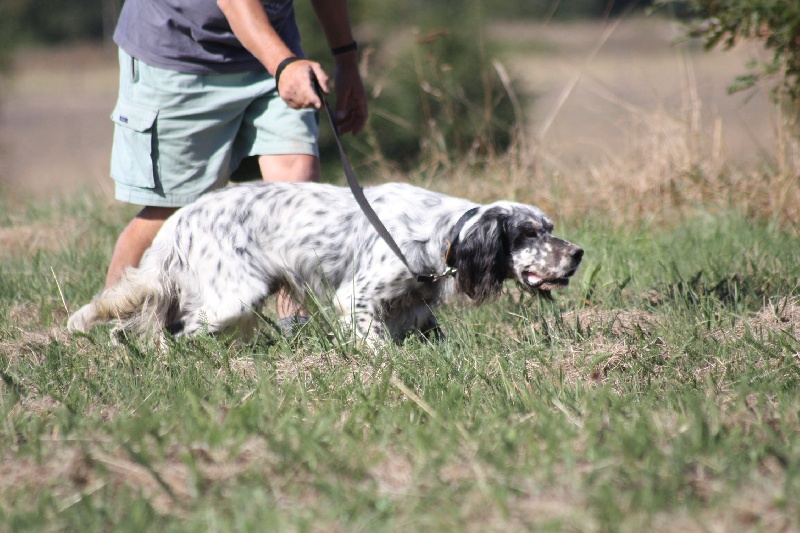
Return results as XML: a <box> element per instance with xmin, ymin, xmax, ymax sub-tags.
<box><xmin>276</xmin><ymin>59</ymin><xmax>330</xmax><ymax>110</ymax></box>
<box><xmin>333</xmin><ymin>62</ymin><xmax>368</xmax><ymax>135</ymax></box>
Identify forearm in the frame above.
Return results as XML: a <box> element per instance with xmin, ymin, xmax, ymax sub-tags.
<box><xmin>217</xmin><ymin>0</ymin><xmax>294</xmax><ymax>75</ymax></box>
<box><xmin>310</xmin><ymin>0</ymin><xmax>358</xmax><ymax>64</ymax></box>
<box><xmin>310</xmin><ymin>0</ymin><xmax>366</xmax><ymax>133</ymax></box>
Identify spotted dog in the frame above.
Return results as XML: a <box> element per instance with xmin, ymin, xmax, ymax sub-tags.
<box><xmin>68</xmin><ymin>182</ymin><xmax>583</xmax><ymax>345</ymax></box>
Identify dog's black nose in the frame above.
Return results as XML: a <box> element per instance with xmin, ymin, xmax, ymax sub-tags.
<box><xmin>570</xmin><ymin>246</ymin><xmax>584</xmax><ymax>262</ymax></box>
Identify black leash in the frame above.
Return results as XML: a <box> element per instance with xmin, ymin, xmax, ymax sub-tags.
<box><xmin>313</xmin><ymin>79</ymin><xmax>455</xmax><ymax>283</ymax></box>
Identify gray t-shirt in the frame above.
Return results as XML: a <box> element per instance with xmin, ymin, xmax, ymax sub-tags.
<box><xmin>114</xmin><ymin>0</ymin><xmax>302</xmax><ymax>74</ymax></box>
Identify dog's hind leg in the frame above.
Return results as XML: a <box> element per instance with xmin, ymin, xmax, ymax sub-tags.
<box><xmin>176</xmin><ymin>278</ymin><xmax>273</xmax><ymax>338</ymax></box>
<box><xmin>177</xmin><ymin>304</ymin><xmax>257</xmax><ymax>337</ymax></box>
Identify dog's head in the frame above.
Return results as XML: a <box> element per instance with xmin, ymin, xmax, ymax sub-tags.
<box><xmin>452</xmin><ymin>203</ymin><xmax>583</xmax><ymax>303</ymax></box>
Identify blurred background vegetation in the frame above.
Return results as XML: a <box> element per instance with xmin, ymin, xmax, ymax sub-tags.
<box><xmin>0</xmin><ymin>0</ymin><xmax>657</xmax><ymax>172</ymax></box>
<box><xmin>0</xmin><ymin>0</ymin><xmax>653</xmax><ymax>46</ymax></box>
<box><xmin>1</xmin><ymin>0</ymin><xmax>797</xmax><ymax>171</ymax></box>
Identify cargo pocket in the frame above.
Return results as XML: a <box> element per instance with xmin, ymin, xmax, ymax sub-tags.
<box><xmin>110</xmin><ymin>99</ymin><xmax>158</xmax><ymax>189</ymax></box>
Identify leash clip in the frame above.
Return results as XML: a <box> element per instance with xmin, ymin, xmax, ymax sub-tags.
<box><xmin>416</xmin><ymin>266</ymin><xmax>457</xmax><ymax>284</ymax></box>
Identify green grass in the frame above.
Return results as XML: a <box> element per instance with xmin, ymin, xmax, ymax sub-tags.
<box><xmin>1</xmin><ymin>197</ymin><xmax>799</xmax><ymax>532</ymax></box>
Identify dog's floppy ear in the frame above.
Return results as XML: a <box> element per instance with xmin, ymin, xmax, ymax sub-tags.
<box><xmin>453</xmin><ymin>208</ymin><xmax>510</xmax><ymax>303</ymax></box>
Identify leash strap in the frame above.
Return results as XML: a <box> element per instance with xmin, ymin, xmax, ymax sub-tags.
<box><xmin>313</xmin><ymin>80</ymin><xmax>440</xmax><ymax>283</ymax></box>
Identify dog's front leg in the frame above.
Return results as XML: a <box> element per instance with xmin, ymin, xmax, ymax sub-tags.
<box><xmin>398</xmin><ymin>307</ymin><xmax>445</xmax><ymax>343</ymax></box>
<box><xmin>333</xmin><ymin>309</ymin><xmax>386</xmax><ymax>349</ymax></box>
<box><xmin>335</xmin><ymin>285</ymin><xmax>389</xmax><ymax>347</ymax></box>
<box><xmin>418</xmin><ymin>314</ymin><xmax>446</xmax><ymax>343</ymax></box>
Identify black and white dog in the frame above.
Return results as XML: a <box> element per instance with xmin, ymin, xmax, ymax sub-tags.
<box><xmin>68</xmin><ymin>182</ymin><xmax>583</xmax><ymax>345</ymax></box>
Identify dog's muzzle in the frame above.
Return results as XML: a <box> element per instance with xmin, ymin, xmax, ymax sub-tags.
<box><xmin>520</xmin><ymin>244</ymin><xmax>583</xmax><ymax>293</ymax></box>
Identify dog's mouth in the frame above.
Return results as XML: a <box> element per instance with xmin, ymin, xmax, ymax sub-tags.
<box><xmin>521</xmin><ymin>270</ymin><xmax>572</xmax><ymax>291</ymax></box>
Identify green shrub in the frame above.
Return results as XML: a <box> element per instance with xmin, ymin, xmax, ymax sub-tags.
<box><xmin>298</xmin><ymin>1</ymin><xmax>526</xmax><ymax>172</ymax></box>
<box><xmin>666</xmin><ymin>0</ymin><xmax>800</xmax><ymax>107</ymax></box>
<box><xmin>364</xmin><ymin>29</ymin><xmax>521</xmax><ymax>170</ymax></box>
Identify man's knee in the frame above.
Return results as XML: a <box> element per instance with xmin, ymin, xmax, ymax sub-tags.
<box><xmin>136</xmin><ymin>205</ymin><xmax>179</xmax><ymax>222</ymax></box>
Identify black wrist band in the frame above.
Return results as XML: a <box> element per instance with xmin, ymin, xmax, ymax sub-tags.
<box><xmin>274</xmin><ymin>56</ymin><xmax>301</xmax><ymax>89</ymax></box>
<box><xmin>331</xmin><ymin>41</ymin><xmax>358</xmax><ymax>56</ymax></box>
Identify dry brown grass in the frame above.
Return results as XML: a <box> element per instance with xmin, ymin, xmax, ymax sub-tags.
<box><xmin>541</xmin><ymin>108</ymin><xmax>800</xmax><ymax>227</ymax></box>
<box><xmin>0</xmin><ymin>219</ymin><xmax>79</xmax><ymax>258</ymax></box>
<box><xmin>525</xmin><ymin>297</ymin><xmax>799</xmax><ymax>392</ymax></box>
<box><xmin>0</xmin><ymin>437</ymin><xmax>278</xmax><ymax>517</ymax></box>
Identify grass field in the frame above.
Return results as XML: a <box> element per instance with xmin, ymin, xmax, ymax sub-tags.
<box><xmin>2</xmin><ymin>15</ymin><xmax>800</xmax><ymax>533</ymax></box>
<box><xmin>1</xmin><ymin>178</ymin><xmax>799</xmax><ymax>531</ymax></box>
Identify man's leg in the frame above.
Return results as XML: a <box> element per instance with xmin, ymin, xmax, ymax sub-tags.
<box><xmin>259</xmin><ymin>153</ymin><xmax>320</xmax><ymax>322</ymax></box>
<box><xmin>258</xmin><ymin>153</ymin><xmax>319</xmax><ymax>183</ymax></box>
<box><xmin>104</xmin><ymin>206</ymin><xmax>177</xmax><ymax>289</ymax></box>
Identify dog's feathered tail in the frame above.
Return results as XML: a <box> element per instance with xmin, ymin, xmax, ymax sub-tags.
<box><xmin>67</xmin><ymin>264</ymin><xmax>178</xmax><ymax>338</ymax></box>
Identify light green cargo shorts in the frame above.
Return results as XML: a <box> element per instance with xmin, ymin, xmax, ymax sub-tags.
<box><xmin>110</xmin><ymin>49</ymin><xmax>319</xmax><ymax>207</ymax></box>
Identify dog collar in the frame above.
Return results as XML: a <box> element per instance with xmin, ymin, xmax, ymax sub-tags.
<box><xmin>415</xmin><ymin>207</ymin><xmax>480</xmax><ymax>284</ymax></box>
<box><xmin>444</xmin><ymin>207</ymin><xmax>480</xmax><ymax>268</ymax></box>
